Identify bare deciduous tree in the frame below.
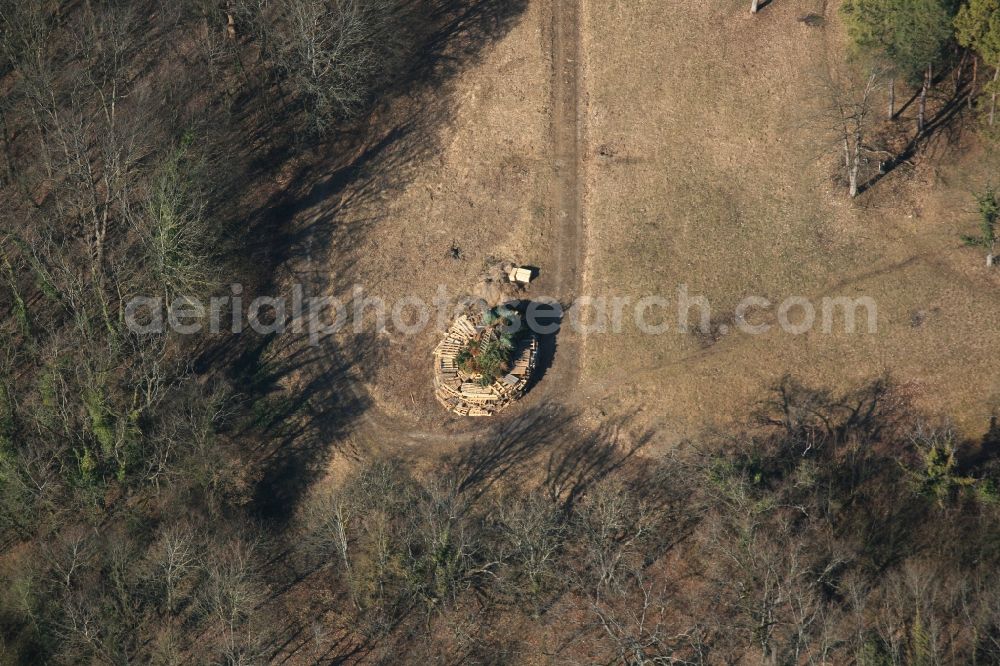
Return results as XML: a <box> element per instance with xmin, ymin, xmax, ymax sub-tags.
<box><xmin>201</xmin><ymin>534</ymin><xmax>269</xmax><ymax>665</ymax></box>
<box><xmin>576</xmin><ymin>481</ymin><xmax>650</xmax><ymax>593</ymax></box>
<box><xmin>494</xmin><ymin>492</ymin><xmax>565</xmax><ymax>607</ymax></box>
<box><xmin>154</xmin><ymin>524</ymin><xmax>200</xmax><ymax>614</ymax></box>
<box><xmin>590</xmin><ymin>568</ymin><xmax>705</xmax><ymax>665</ymax></box>
<box><xmin>267</xmin><ymin>0</ymin><xmax>410</xmax><ymax>134</ymax></box>
<box><xmin>820</xmin><ymin>64</ymin><xmax>882</xmax><ymax>197</ymax></box>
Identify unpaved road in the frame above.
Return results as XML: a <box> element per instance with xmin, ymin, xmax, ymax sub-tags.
<box><xmin>540</xmin><ymin>0</ymin><xmax>586</xmax><ymax>393</ymax></box>
<box><xmin>351</xmin><ymin>0</ymin><xmax>586</xmax><ymax>449</ymax></box>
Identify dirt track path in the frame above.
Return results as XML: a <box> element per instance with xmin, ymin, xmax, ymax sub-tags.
<box><xmin>351</xmin><ymin>0</ymin><xmax>586</xmax><ymax>450</ymax></box>
<box><xmin>543</xmin><ymin>0</ymin><xmax>586</xmax><ymax>391</ymax></box>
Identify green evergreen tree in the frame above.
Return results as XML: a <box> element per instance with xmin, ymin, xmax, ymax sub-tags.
<box><xmin>961</xmin><ymin>184</ymin><xmax>999</xmax><ymax>264</ymax></box>
<box><xmin>843</xmin><ymin>0</ymin><xmax>959</xmax><ymax>128</ymax></box>
<box><xmin>955</xmin><ymin>0</ymin><xmax>1000</xmax><ymax>125</ymax></box>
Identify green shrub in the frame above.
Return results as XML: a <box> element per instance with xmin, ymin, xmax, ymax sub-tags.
<box><xmin>962</xmin><ymin>184</ymin><xmax>998</xmax><ymax>251</ymax></box>
<box><xmin>456</xmin><ymin>308</ymin><xmax>519</xmax><ymax>386</ymax></box>
<box><xmin>82</xmin><ymin>386</ymin><xmax>115</xmax><ymax>457</ymax></box>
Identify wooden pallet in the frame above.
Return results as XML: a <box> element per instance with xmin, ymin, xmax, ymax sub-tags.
<box><xmin>433</xmin><ymin>313</ymin><xmax>537</xmax><ymax>416</ymax></box>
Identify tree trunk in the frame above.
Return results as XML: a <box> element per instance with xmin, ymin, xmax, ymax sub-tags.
<box><xmin>918</xmin><ymin>65</ymin><xmax>930</xmax><ymax>133</ymax></box>
<box><xmin>844</xmin><ymin>136</ymin><xmax>859</xmax><ymax>198</ymax></box>
<box><xmin>971</xmin><ymin>58</ymin><xmax>978</xmax><ymax>110</ymax></box>
<box><xmin>991</xmin><ymin>68</ymin><xmax>998</xmax><ymax>126</ymax></box>
<box><xmin>888</xmin><ymin>78</ymin><xmax>895</xmax><ymax>119</ymax></box>
<box><xmin>751</xmin><ymin>0</ymin><xmax>760</xmax><ymax>13</ymax></box>
<box><xmin>849</xmin><ymin>136</ymin><xmax>861</xmax><ymax>198</ymax></box>
<box><xmin>843</xmin><ymin>137</ymin><xmax>851</xmax><ymax>178</ymax></box>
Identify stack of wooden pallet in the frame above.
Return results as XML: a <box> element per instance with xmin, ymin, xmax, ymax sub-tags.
<box><xmin>432</xmin><ymin>314</ymin><xmax>538</xmax><ymax>417</ymax></box>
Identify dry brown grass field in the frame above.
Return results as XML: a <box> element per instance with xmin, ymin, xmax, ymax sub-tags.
<box><xmin>327</xmin><ymin>0</ymin><xmax>1000</xmax><ymax>455</ymax></box>
<box><xmin>578</xmin><ymin>0</ymin><xmax>1000</xmax><ymax>445</ymax></box>
<box><xmin>325</xmin><ymin>0</ymin><xmax>554</xmax><ymax>427</ymax></box>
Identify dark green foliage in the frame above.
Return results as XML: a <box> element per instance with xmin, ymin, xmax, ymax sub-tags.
<box><xmin>955</xmin><ymin>0</ymin><xmax>1000</xmax><ymax>67</ymax></box>
<box><xmin>962</xmin><ymin>184</ymin><xmax>999</xmax><ymax>249</ymax></box>
<box><xmin>956</xmin><ymin>0</ymin><xmax>1000</xmax><ymax>127</ymax></box>
<box><xmin>456</xmin><ymin>307</ymin><xmax>519</xmax><ymax>386</ymax></box>
<box><xmin>904</xmin><ymin>429</ymin><xmax>980</xmax><ymax>505</ymax></box>
<box><xmin>842</xmin><ymin>0</ymin><xmax>959</xmax><ymax>81</ymax></box>
<box><xmin>1</xmin><ymin>254</ymin><xmax>29</xmax><ymax>336</ymax></box>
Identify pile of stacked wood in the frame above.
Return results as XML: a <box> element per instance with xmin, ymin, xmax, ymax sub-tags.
<box><xmin>433</xmin><ymin>313</ymin><xmax>538</xmax><ymax>416</ymax></box>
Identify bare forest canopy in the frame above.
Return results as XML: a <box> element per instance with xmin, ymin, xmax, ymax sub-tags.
<box><xmin>0</xmin><ymin>0</ymin><xmax>998</xmax><ymax>663</ymax></box>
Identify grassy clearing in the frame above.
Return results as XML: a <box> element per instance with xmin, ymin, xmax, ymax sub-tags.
<box><xmin>323</xmin><ymin>0</ymin><xmax>553</xmax><ymax>419</ymax></box>
<box><xmin>580</xmin><ymin>0</ymin><xmax>1000</xmax><ymax>443</ymax></box>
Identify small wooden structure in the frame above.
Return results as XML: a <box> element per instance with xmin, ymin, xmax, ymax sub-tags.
<box><xmin>433</xmin><ymin>313</ymin><xmax>538</xmax><ymax>416</ymax></box>
<box><xmin>508</xmin><ymin>266</ymin><xmax>533</xmax><ymax>286</ymax></box>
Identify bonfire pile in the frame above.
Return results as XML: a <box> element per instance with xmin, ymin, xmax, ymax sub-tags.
<box><xmin>433</xmin><ymin>308</ymin><xmax>537</xmax><ymax>417</ymax></box>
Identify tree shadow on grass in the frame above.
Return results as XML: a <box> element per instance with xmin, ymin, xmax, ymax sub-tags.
<box><xmin>191</xmin><ymin>0</ymin><xmax>533</xmax><ymax>532</ymax></box>
<box><xmin>542</xmin><ymin>411</ymin><xmax>652</xmax><ymax>512</ymax></box>
<box><xmin>859</xmin><ymin>81</ymin><xmax>971</xmax><ymax>196</ymax></box>
<box><xmin>449</xmin><ymin>404</ymin><xmax>653</xmax><ymax>510</ymax></box>
<box><xmin>242</xmin><ymin>333</ymin><xmax>376</xmax><ymax>524</ymax></box>
<box><xmin>452</xmin><ymin>404</ymin><xmax>575</xmax><ymax>500</ymax></box>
